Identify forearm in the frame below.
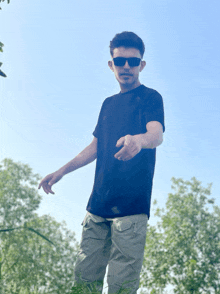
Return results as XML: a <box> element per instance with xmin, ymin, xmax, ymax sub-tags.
<box><xmin>58</xmin><ymin>143</ymin><xmax>97</xmax><ymax>176</ymax></box>
<box><xmin>135</xmin><ymin>131</ymin><xmax>163</xmax><ymax>149</ymax></box>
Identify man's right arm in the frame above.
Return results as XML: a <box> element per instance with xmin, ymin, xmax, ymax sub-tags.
<box><xmin>38</xmin><ymin>137</ymin><xmax>97</xmax><ymax>194</ymax></box>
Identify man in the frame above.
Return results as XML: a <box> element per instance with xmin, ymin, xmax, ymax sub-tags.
<box><xmin>38</xmin><ymin>31</ymin><xmax>165</xmax><ymax>294</ymax></box>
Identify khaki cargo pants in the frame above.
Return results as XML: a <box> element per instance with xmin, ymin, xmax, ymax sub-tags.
<box><xmin>74</xmin><ymin>211</ymin><xmax>148</xmax><ymax>294</ymax></box>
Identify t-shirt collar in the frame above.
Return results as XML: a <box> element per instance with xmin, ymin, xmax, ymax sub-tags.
<box><xmin>119</xmin><ymin>84</ymin><xmax>143</xmax><ymax>95</ymax></box>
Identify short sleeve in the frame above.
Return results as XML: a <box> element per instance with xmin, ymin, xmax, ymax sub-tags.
<box><xmin>93</xmin><ymin>126</ymin><xmax>99</xmax><ymax>138</ymax></box>
<box><xmin>142</xmin><ymin>91</ymin><xmax>165</xmax><ymax>132</ymax></box>
<box><xmin>92</xmin><ymin>99</ymin><xmax>107</xmax><ymax>138</ymax></box>
<box><xmin>93</xmin><ymin>113</ymin><xmax>101</xmax><ymax>138</ymax></box>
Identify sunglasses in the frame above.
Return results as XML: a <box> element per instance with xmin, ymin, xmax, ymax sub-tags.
<box><xmin>113</xmin><ymin>57</ymin><xmax>142</xmax><ymax>67</ymax></box>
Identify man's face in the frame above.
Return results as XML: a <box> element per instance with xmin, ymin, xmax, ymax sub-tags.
<box><xmin>108</xmin><ymin>46</ymin><xmax>146</xmax><ymax>92</ymax></box>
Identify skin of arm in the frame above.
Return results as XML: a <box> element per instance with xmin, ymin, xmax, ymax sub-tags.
<box><xmin>38</xmin><ymin>137</ymin><xmax>97</xmax><ymax>194</ymax></box>
<box><xmin>59</xmin><ymin>136</ymin><xmax>97</xmax><ymax>176</ymax></box>
<box><xmin>114</xmin><ymin>121</ymin><xmax>163</xmax><ymax>161</ymax></box>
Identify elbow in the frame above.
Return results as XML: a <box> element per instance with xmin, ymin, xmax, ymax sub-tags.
<box><xmin>153</xmin><ymin>133</ymin><xmax>163</xmax><ymax>148</ymax></box>
<box><xmin>157</xmin><ymin>139</ymin><xmax>163</xmax><ymax>148</ymax></box>
<box><xmin>157</xmin><ymin>134</ymin><xmax>163</xmax><ymax>147</ymax></box>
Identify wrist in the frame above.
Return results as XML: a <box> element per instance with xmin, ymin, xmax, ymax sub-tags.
<box><xmin>133</xmin><ymin>134</ymin><xmax>145</xmax><ymax>149</ymax></box>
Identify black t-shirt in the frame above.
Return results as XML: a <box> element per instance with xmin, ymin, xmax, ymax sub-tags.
<box><xmin>86</xmin><ymin>85</ymin><xmax>165</xmax><ymax>219</ymax></box>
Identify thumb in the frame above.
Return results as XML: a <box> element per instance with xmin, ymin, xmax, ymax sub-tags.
<box><xmin>116</xmin><ymin>137</ymin><xmax>125</xmax><ymax>147</ymax></box>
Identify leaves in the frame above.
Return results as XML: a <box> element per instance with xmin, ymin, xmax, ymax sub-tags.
<box><xmin>0</xmin><ymin>158</ymin><xmax>42</xmax><ymax>228</ymax></box>
<box><xmin>0</xmin><ymin>70</ymin><xmax>7</xmax><ymax>77</ymax></box>
<box><xmin>0</xmin><ymin>226</ymin><xmax>55</xmax><ymax>246</ymax></box>
<box><xmin>0</xmin><ymin>0</ymin><xmax>10</xmax><ymax>9</ymax></box>
<box><xmin>27</xmin><ymin>227</ymin><xmax>55</xmax><ymax>246</ymax></box>
<box><xmin>0</xmin><ymin>158</ymin><xmax>79</xmax><ymax>293</ymax></box>
<box><xmin>0</xmin><ymin>42</ymin><xmax>3</xmax><ymax>52</ymax></box>
<box><xmin>140</xmin><ymin>177</ymin><xmax>220</xmax><ymax>293</ymax></box>
<box><xmin>0</xmin><ymin>20</ymin><xmax>7</xmax><ymax>78</ymax></box>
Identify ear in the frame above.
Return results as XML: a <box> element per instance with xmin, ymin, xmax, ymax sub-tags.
<box><xmin>108</xmin><ymin>60</ymin><xmax>114</xmax><ymax>72</ymax></box>
<box><xmin>139</xmin><ymin>60</ymin><xmax>146</xmax><ymax>72</ymax></box>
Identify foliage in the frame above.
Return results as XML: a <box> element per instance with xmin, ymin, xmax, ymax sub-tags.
<box><xmin>0</xmin><ymin>158</ymin><xmax>42</xmax><ymax>228</ymax></box>
<box><xmin>140</xmin><ymin>177</ymin><xmax>220</xmax><ymax>294</ymax></box>
<box><xmin>0</xmin><ymin>158</ymin><xmax>79</xmax><ymax>293</ymax></box>
<box><xmin>0</xmin><ymin>0</ymin><xmax>10</xmax><ymax>10</ymax></box>
<box><xmin>0</xmin><ymin>0</ymin><xmax>10</xmax><ymax>77</ymax></box>
<box><xmin>0</xmin><ymin>42</ymin><xmax>4</xmax><ymax>52</ymax></box>
<box><xmin>0</xmin><ymin>45</ymin><xmax>7</xmax><ymax>77</ymax></box>
<box><xmin>70</xmin><ymin>281</ymin><xmax>134</xmax><ymax>294</ymax></box>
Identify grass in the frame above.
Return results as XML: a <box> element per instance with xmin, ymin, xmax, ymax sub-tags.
<box><xmin>70</xmin><ymin>280</ymin><xmax>136</xmax><ymax>294</ymax></box>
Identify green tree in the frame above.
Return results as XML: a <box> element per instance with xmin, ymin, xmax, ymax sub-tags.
<box><xmin>0</xmin><ymin>158</ymin><xmax>79</xmax><ymax>293</ymax></box>
<box><xmin>0</xmin><ymin>43</ymin><xmax>7</xmax><ymax>77</ymax></box>
<box><xmin>140</xmin><ymin>177</ymin><xmax>220</xmax><ymax>294</ymax></box>
<box><xmin>0</xmin><ymin>0</ymin><xmax>10</xmax><ymax>10</ymax></box>
<box><xmin>0</xmin><ymin>0</ymin><xmax>10</xmax><ymax>77</ymax></box>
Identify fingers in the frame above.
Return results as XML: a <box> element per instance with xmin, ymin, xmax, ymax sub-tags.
<box><xmin>46</xmin><ymin>185</ymin><xmax>55</xmax><ymax>195</ymax></box>
<box><xmin>114</xmin><ymin>147</ymin><xmax>125</xmax><ymax>160</ymax></box>
<box><xmin>116</xmin><ymin>136</ymin><xmax>125</xmax><ymax>147</ymax></box>
<box><xmin>42</xmin><ymin>182</ymin><xmax>55</xmax><ymax>195</ymax></box>
<box><xmin>115</xmin><ymin>135</ymin><xmax>140</xmax><ymax>161</ymax></box>
<box><xmin>38</xmin><ymin>178</ymin><xmax>55</xmax><ymax>195</ymax></box>
<box><xmin>115</xmin><ymin>135</ymin><xmax>131</xmax><ymax>160</ymax></box>
<box><xmin>114</xmin><ymin>145</ymin><xmax>137</xmax><ymax>161</ymax></box>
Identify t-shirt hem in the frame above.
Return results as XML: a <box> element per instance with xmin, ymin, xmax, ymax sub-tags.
<box><xmin>86</xmin><ymin>207</ymin><xmax>150</xmax><ymax>219</ymax></box>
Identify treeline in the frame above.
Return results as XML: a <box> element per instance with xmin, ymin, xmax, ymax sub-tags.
<box><xmin>0</xmin><ymin>158</ymin><xmax>220</xmax><ymax>293</ymax></box>
<box><xmin>0</xmin><ymin>159</ymin><xmax>79</xmax><ymax>293</ymax></box>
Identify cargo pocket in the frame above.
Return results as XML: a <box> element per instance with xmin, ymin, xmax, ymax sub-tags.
<box><xmin>81</xmin><ymin>212</ymin><xmax>109</xmax><ymax>241</ymax></box>
<box><xmin>133</xmin><ymin>218</ymin><xmax>148</xmax><ymax>237</ymax></box>
<box><xmin>114</xmin><ymin>218</ymin><xmax>134</xmax><ymax>235</ymax></box>
<box><xmin>81</xmin><ymin>212</ymin><xmax>105</xmax><ymax>226</ymax></box>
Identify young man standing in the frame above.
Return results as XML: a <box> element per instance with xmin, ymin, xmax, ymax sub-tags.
<box><xmin>38</xmin><ymin>31</ymin><xmax>165</xmax><ymax>294</ymax></box>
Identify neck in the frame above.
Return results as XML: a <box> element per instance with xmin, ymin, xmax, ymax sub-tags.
<box><xmin>120</xmin><ymin>81</ymin><xmax>141</xmax><ymax>93</ymax></box>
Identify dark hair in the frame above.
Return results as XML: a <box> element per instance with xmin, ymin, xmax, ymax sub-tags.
<box><xmin>109</xmin><ymin>31</ymin><xmax>145</xmax><ymax>58</ymax></box>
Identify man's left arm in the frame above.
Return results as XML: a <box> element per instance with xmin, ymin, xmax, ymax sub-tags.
<box><xmin>114</xmin><ymin>121</ymin><xmax>163</xmax><ymax>161</ymax></box>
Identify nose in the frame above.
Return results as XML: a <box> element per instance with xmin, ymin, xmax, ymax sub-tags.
<box><xmin>124</xmin><ymin>60</ymin><xmax>130</xmax><ymax>69</ymax></box>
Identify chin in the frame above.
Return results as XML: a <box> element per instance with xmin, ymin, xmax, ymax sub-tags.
<box><xmin>122</xmin><ymin>80</ymin><xmax>135</xmax><ymax>86</ymax></box>
<box><xmin>119</xmin><ymin>79</ymin><xmax>133</xmax><ymax>85</ymax></box>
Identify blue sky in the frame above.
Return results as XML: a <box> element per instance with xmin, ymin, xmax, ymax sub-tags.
<box><xmin>1</xmin><ymin>0</ymin><xmax>220</xmax><ymax>253</ymax></box>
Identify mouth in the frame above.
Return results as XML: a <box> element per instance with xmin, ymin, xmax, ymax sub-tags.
<box><xmin>120</xmin><ymin>73</ymin><xmax>133</xmax><ymax>76</ymax></box>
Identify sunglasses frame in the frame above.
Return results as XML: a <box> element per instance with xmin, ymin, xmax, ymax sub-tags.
<box><xmin>113</xmin><ymin>57</ymin><xmax>142</xmax><ymax>67</ymax></box>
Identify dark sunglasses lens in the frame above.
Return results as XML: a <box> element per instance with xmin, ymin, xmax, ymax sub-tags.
<box><xmin>113</xmin><ymin>57</ymin><xmax>126</xmax><ymax>66</ymax></box>
<box><xmin>113</xmin><ymin>57</ymin><xmax>141</xmax><ymax>67</ymax></box>
<box><xmin>128</xmin><ymin>58</ymin><xmax>141</xmax><ymax>67</ymax></box>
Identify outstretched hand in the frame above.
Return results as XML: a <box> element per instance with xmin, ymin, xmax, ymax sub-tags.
<box><xmin>114</xmin><ymin>134</ymin><xmax>142</xmax><ymax>161</ymax></box>
<box><xmin>38</xmin><ymin>171</ymin><xmax>63</xmax><ymax>195</ymax></box>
